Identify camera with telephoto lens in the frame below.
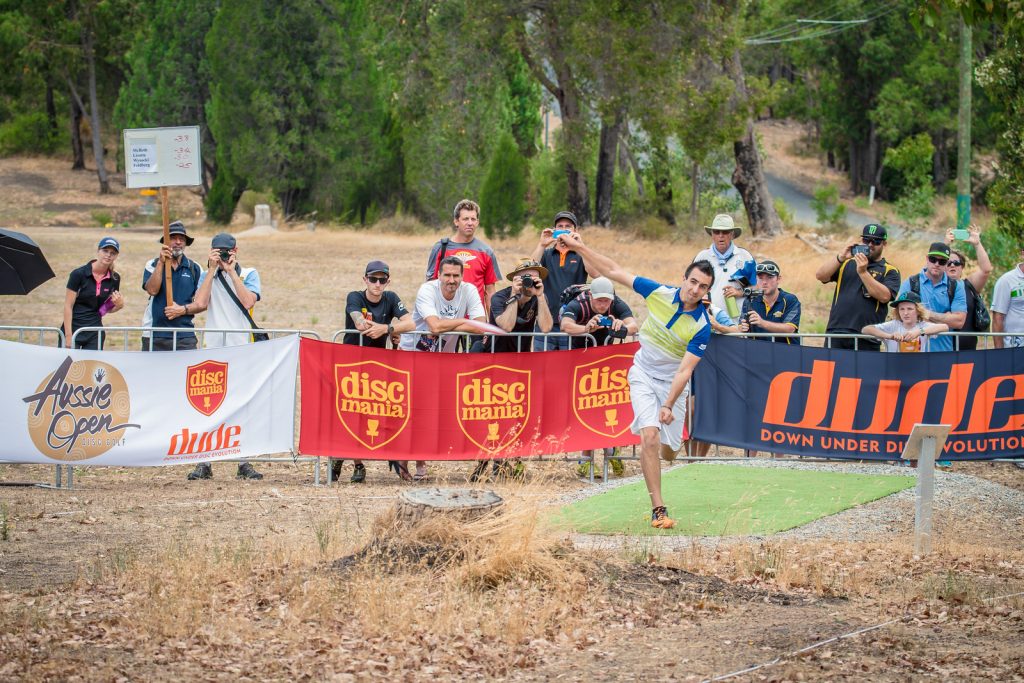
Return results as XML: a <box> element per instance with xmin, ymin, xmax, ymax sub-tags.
<box><xmin>596</xmin><ymin>315</ymin><xmax>613</xmax><ymax>327</ymax></box>
<box><xmin>218</xmin><ymin>249</ymin><xmax>231</xmax><ymax>262</ymax></box>
<box><xmin>851</xmin><ymin>244</ymin><xmax>869</xmax><ymax>258</ymax></box>
<box><xmin>520</xmin><ymin>275</ymin><xmax>537</xmax><ymax>290</ymax></box>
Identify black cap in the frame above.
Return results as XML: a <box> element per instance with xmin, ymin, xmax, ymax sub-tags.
<box><xmin>861</xmin><ymin>223</ymin><xmax>888</xmax><ymax>241</ymax></box>
<box><xmin>927</xmin><ymin>242</ymin><xmax>951</xmax><ymax>259</ymax></box>
<box><xmin>211</xmin><ymin>232</ymin><xmax>236</xmax><ymax>249</ymax></box>
<box><xmin>365</xmin><ymin>260</ymin><xmax>389</xmax><ymax>275</ymax></box>
<box><xmin>890</xmin><ymin>290</ymin><xmax>922</xmax><ymax>308</ymax></box>
<box><xmin>553</xmin><ymin>211</ymin><xmax>578</xmax><ymax>228</ymax></box>
<box><xmin>158</xmin><ymin>220</ymin><xmax>194</xmax><ymax>246</ymax></box>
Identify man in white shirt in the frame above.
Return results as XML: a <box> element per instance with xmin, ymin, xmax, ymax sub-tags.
<box><xmin>185</xmin><ymin>232</ymin><xmax>264</xmax><ymax>481</ymax></box>
<box><xmin>692</xmin><ymin>214</ymin><xmax>754</xmax><ymax>323</ymax></box>
<box><xmin>992</xmin><ymin>244</ymin><xmax>1024</xmax><ymax>349</ymax></box>
<box><xmin>401</xmin><ymin>255</ymin><xmax>487</xmax><ymax>352</ymax></box>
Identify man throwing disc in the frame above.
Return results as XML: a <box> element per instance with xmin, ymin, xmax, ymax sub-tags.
<box><xmin>562</xmin><ymin>233</ymin><xmax>714</xmax><ymax>529</ymax></box>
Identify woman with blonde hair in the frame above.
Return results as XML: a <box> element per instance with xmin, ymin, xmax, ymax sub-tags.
<box><xmin>861</xmin><ymin>291</ymin><xmax>948</xmax><ymax>353</ymax></box>
<box><xmin>62</xmin><ymin>237</ymin><xmax>124</xmax><ymax>349</ymax></box>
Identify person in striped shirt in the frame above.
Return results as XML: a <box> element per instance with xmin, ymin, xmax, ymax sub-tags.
<box><xmin>558</xmin><ymin>232</ymin><xmax>714</xmax><ymax>529</ymax></box>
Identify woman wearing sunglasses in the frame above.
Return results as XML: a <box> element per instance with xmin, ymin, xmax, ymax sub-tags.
<box><xmin>945</xmin><ymin>225</ymin><xmax>993</xmax><ymax>350</ymax></box>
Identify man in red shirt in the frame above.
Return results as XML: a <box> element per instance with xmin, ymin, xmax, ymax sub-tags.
<box><xmin>425</xmin><ymin>199</ymin><xmax>501</xmax><ymax>317</ymax></box>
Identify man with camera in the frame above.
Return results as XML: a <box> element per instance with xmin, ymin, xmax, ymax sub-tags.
<box><xmin>815</xmin><ymin>223</ymin><xmax>901</xmax><ymax>351</ymax></box>
<box><xmin>560</xmin><ymin>232</ymin><xmax>715</xmax><ymax>529</ymax></box>
<box><xmin>530</xmin><ymin>211</ymin><xmax>590</xmax><ymax>350</ymax></box>
<box><xmin>559</xmin><ymin>276</ymin><xmax>637</xmax><ymax>349</ymax></box>
<box><xmin>478</xmin><ymin>259</ymin><xmax>553</xmax><ymax>353</ymax></box>
<box><xmin>185</xmin><ymin>232</ymin><xmax>264</xmax><ymax>481</ymax></box>
<box><xmin>738</xmin><ymin>261</ymin><xmax>801</xmax><ymax>344</ymax></box>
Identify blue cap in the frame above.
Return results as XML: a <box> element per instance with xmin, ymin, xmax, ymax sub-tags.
<box><xmin>97</xmin><ymin>237</ymin><xmax>120</xmax><ymax>252</ymax></box>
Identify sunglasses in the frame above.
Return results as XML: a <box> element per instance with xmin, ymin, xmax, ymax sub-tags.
<box><xmin>862</xmin><ymin>237</ymin><xmax>884</xmax><ymax>246</ymax></box>
<box><xmin>946</xmin><ymin>260</ymin><xmax>963</xmax><ymax>268</ymax></box>
<box><xmin>755</xmin><ymin>264</ymin><xmax>780</xmax><ymax>275</ymax></box>
<box><xmin>366</xmin><ymin>275</ymin><xmax>389</xmax><ymax>284</ymax></box>
<box><xmin>927</xmin><ymin>256</ymin><xmax>948</xmax><ymax>266</ymax></box>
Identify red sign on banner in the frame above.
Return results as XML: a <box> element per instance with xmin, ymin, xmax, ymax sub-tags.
<box><xmin>186</xmin><ymin>360</ymin><xmax>227</xmax><ymax>416</ymax></box>
<box><xmin>299</xmin><ymin>339</ymin><xmax>641</xmax><ymax>460</ymax></box>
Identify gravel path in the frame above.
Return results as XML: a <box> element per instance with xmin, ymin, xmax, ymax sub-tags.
<box><xmin>561</xmin><ymin>458</ymin><xmax>1024</xmax><ymax>552</ymax></box>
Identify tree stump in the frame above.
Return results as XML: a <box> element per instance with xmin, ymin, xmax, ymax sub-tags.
<box><xmin>394</xmin><ymin>487</ymin><xmax>503</xmax><ymax>526</ymax></box>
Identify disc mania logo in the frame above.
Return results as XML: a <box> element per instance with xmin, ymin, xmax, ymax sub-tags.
<box><xmin>334</xmin><ymin>361</ymin><xmax>410</xmax><ymax>450</ymax></box>
<box><xmin>572</xmin><ymin>354</ymin><xmax>632</xmax><ymax>439</ymax></box>
<box><xmin>456</xmin><ymin>365</ymin><xmax>531</xmax><ymax>453</ymax></box>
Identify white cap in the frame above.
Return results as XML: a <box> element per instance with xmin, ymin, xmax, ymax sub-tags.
<box><xmin>590</xmin><ymin>277</ymin><xmax>615</xmax><ymax>300</ymax></box>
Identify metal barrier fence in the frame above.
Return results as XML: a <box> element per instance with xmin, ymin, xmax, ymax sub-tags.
<box><xmin>330</xmin><ymin>327</ymin><xmax>603</xmax><ymax>351</ymax></box>
<box><xmin>739</xmin><ymin>330</ymin><xmax>1023</xmax><ymax>350</ymax></box>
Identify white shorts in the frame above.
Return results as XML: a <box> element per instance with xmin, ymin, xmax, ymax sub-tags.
<box><xmin>628</xmin><ymin>364</ymin><xmax>689</xmax><ymax>451</ymax></box>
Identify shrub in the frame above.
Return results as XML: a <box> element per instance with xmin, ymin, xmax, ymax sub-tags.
<box><xmin>0</xmin><ymin>113</ymin><xmax>60</xmax><ymax>156</ymax></box>
<box><xmin>810</xmin><ymin>185</ymin><xmax>847</xmax><ymax>228</ymax></box>
<box><xmin>479</xmin><ymin>133</ymin><xmax>529</xmax><ymax>238</ymax></box>
<box><xmin>773</xmin><ymin>197</ymin><xmax>794</xmax><ymax>227</ymax></box>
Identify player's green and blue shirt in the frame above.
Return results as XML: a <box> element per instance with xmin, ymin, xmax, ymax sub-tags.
<box><xmin>631</xmin><ymin>276</ymin><xmax>711</xmax><ymax>381</ymax></box>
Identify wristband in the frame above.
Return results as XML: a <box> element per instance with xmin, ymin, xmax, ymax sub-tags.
<box><xmin>387</xmin><ymin>324</ymin><xmax>394</xmax><ymax>336</ymax></box>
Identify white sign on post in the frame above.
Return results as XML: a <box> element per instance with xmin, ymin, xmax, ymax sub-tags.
<box><xmin>123</xmin><ymin>126</ymin><xmax>202</xmax><ymax>188</ymax></box>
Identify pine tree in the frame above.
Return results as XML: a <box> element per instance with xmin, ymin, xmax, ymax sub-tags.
<box><xmin>480</xmin><ymin>133</ymin><xmax>528</xmax><ymax>238</ymax></box>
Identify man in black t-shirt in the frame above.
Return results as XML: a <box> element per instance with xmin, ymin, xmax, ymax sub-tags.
<box><xmin>343</xmin><ymin>260</ymin><xmax>414</xmax><ymax>348</ymax></box>
<box><xmin>336</xmin><ymin>260</ymin><xmax>414</xmax><ymax>483</ymax></box>
<box><xmin>479</xmin><ymin>259</ymin><xmax>553</xmax><ymax>353</ymax></box>
<box><xmin>559</xmin><ymin>277</ymin><xmax>637</xmax><ymax>349</ymax></box>
<box><xmin>815</xmin><ymin>223</ymin><xmax>901</xmax><ymax>351</ymax></box>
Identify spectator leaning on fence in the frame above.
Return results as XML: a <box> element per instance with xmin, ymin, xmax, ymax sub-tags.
<box><xmin>560</xmin><ymin>276</ymin><xmax>638</xmax><ymax>479</ymax></box>
<box><xmin>738</xmin><ymin>260</ymin><xmax>801</xmax><ymax>344</ymax></box>
<box><xmin>991</xmin><ymin>243</ymin><xmax>1024</xmax><ymax>349</ymax></box>
<box><xmin>693</xmin><ymin>214</ymin><xmax>753</xmax><ymax>323</ymax></box>
<box><xmin>425</xmin><ymin>199</ymin><xmax>501</xmax><ymax>319</ymax></box>
<box><xmin>63</xmin><ymin>237</ymin><xmax>124</xmax><ymax>349</ymax></box>
<box><xmin>815</xmin><ymin>223</ymin><xmax>900</xmax><ymax>351</ymax></box>
<box><xmin>142</xmin><ymin>220</ymin><xmax>203</xmax><ymax>351</ymax></box>
<box><xmin>530</xmin><ymin>210</ymin><xmax>590</xmax><ymax>350</ymax></box>
<box><xmin>336</xmin><ymin>259</ymin><xmax>415</xmax><ymax>484</ymax></box>
<box><xmin>862</xmin><ymin>290</ymin><xmax>949</xmax><ymax>352</ymax></box>
<box><xmin>563</xmin><ymin>231</ymin><xmax>714</xmax><ymax>530</ymax></box>
<box><xmin>400</xmin><ymin>255</ymin><xmax>486</xmax><ymax>481</ymax></box>
<box><xmin>185</xmin><ymin>232</ymin><xmax>265</xmax><ymax>481</ymax></box>
<box><xmin>895</xmin><ymin>242</ymin><xmax>966</xmax><ymax>353</ymax></box>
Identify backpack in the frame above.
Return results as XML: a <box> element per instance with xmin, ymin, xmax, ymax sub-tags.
<box><xmin>557</xmin><ymin>284</ymin><xmax>594</xmax><ymax>323</ymax></box>
<box><xmin>559</xmin><ymin>283</ymin><xmax>590</xmax><ymax>307</ymax></box>
<box><xmin>908</xmin><ymin>274</ymin><xmax>989</xmax><ymax>331</ymax></box>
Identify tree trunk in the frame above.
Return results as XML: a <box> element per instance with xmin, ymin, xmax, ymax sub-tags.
<box><xmin>618</xmin><ymin>128</ymin><xmax>644</xmax><ymax>197</ymax></box>
<box><xmin>70</xmin><ymin>93</ymin><xmax>85</xmax><ymax>171</ymax></box>
<box><xmin>83</xmin><ymin>32</ymin><xmax>109</xmax><ymax>194</ymax></box>
<box><xmin>594</xmin><ymin>113</ymin><xmax>623</xmax><ymax>227</ymax></box>
<box><xmin>651</xmin><ymin>140</ymin><xmax>675</xmax><ymax>226</ymax></box>
<box><xmin>690</xmin><ymin>161</ymin><xmax>699</xmax><ymax>228</ymax></box>
<box><xmin>45</xmin><ymin>84</ymin><xmax>57</xmax><ymax>135</ymax></box>
<box><xmin>733</xmin><ymin>119</ymin><xmax>782</xmax><ymax>235</ymax></box>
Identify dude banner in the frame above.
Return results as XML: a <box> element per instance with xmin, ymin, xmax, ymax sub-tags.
<box><xmin>0</xmin><ymin>336</ymin><xmax>298</xmax><ymax>466</ymax></box>
<box><xmin>692</xmin><ymin>335</ymin><xmax>1024</xmax><ymax>460</ymax></box>
<box><xmin>299</xmin><ymin>338</ymin><xmax>640</xmax><ymax>460</ymax></box>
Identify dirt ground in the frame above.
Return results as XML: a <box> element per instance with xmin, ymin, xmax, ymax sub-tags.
<box><xmin>1</xmin><ymin>146</ymin><xmax>1023</xmax><ymax>681</ymax></box>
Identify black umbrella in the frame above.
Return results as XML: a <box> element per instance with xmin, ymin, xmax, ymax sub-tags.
<box><xmin>0</xmin><ymin>228</ymin><xmax>56</xmax><ymax>295</ymax></box>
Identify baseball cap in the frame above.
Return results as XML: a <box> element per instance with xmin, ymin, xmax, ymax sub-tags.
<box><xmin>97</xmin><ymin>237</ymin><xmax>120</xmax><ymax>252</ymax></box>
<box><xmin>927</xmin><ymin>242</ymin><xmax>951</xmax><ymax>259</ymax></box>
<box><xmin>553</xmin><ymin>211</ymin><xmax>578</xmax><ymax>227</ymax></box>
<box><xmin>365</xmin><ymin>260</ymin><xmax>389</xmax><ymax>275</ymax></box>
<box><xmin>861</xmin><ymin>223</ymin><xmax>888</xmax><ymax>241</ymax></box>
<box><xmin>890</xmin><ymin>290</ymin><xmax>922</xmax><ymax>308</ymax></box>
<box><xmin>590</xmin><ymin>277</ymin><xmax>615</xmax><ymax>300</ymax></box>
<box><xmin>157</xmin><ymin>220</ymin><xmax>195</xmax><ymax>246</ymax></box>
<box><xmin>211</xmin><ymin>232</ymin><xmax>237</xmax><ymax>250</ymax></box>
<box><xmin>755</xmin><ymin>260</ymin><xmax>781</xmax><ymax>276</ymax></box>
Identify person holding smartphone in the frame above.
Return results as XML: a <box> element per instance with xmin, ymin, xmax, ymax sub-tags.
<box><xmin>530</xmin><ymin>211</ymin><xmax>590</xmax><ymax>350</ymax></box>
<box><xmin>815</xmin><ymin>223</ymin><xmax>901</xmax><ymax>351</ymax></box>
<box><xmin>945</xmin><ymin>224</ymin><xmax>993</xmax><ymax>350</ymax></box>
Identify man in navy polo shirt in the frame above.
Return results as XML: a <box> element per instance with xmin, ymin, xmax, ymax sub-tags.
<box><xmin>896</xmin><ymin>242</ymin><xmax>966</xmax><ymax>353</ymax></box>
<box><xmin>738</xmin><ymin>260</ymin><xmax>801</xmax><ymax>344</ymax></box>
<box><xmin>142</xmin><ymin>220</ymin><xmax>203</xmax><ymax>351</ymax></box>
<box><xmin>530</xmin><ymin>210</ymin><xmax>590</xmax><ymax>350</ymax></box>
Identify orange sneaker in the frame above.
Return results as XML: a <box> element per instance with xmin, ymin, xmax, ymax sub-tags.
<box><xmin>651</xmin><ymin>506</ymin><xmax>676</xmax><ymax>529</ymax></box>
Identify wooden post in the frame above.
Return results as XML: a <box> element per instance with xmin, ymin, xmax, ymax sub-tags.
<box><xmin>901</xmin><ymin>424</ymin><xmax>951</xmax><ymax>558</ymax></box>
<box><xmin>160</xmin><ymin>186</ymin><xmax>173</xmax><ymax>302</ymax></box>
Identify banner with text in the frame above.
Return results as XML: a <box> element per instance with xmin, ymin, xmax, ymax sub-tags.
<box><xmin>299</xmin><ymin>338</ymin><xmax>640</xmax><ymax>460</ymax></box>
<box><xmin>692</xmin><ymin>335</ymin><xmax>1024</xmax><ymax>460</ymax></box>
<box><xmin>0</xmin><ymin>336</ymin><xmax>298</xmax><ymax>466</ymax></box>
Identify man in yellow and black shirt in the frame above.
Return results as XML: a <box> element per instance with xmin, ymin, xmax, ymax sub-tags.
<box><xmin>815</xmin><ymin>223</ymin><xmax>901</xmax><ymax>351</ymax></box>
<box><xmin>738</xmin><ymin>260</ymin><xmax>801</xmax><ymax>344</ymax></box>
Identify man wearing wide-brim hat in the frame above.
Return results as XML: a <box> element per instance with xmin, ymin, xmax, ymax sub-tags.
<box><xmin>480</xmin><ymin>258</ymin><xmax>553</xmax><ymax>353</ymax></box>
<box><xmin>693</xmin><ymin>213</ymin><xmax>754</xmax><ymax>323</ymax></box>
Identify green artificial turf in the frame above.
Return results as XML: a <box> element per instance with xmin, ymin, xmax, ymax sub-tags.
<box><xmin>553</xmin><ymin>464</ymin><xmax>915</xmax><ymax>536</ymax></box>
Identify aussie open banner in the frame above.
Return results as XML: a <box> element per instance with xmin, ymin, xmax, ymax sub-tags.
<box><xmin>0</xmin><ymin>336</ymin><xmax>298</xmax><ymax>466</ymax></box>
<box><xmin>693</xmin><ymin>335</ymin><xmax>1024</xmax><ymax>460</ymax></box>
<box><xmin>299</xmin><ymin>338</ymin><xmax>641</xmax><ymax>459</ymax></box>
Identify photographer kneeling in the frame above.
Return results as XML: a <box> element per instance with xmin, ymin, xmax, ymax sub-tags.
<box><xmin>738</xmin><ymin>260</ymin><xmax>801</xmax><ymax>345</ymax></box>
<box><xmin>559</xmin><ymin>276</ymin><xmax>638</xmax><ymax>349</ymax></box>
